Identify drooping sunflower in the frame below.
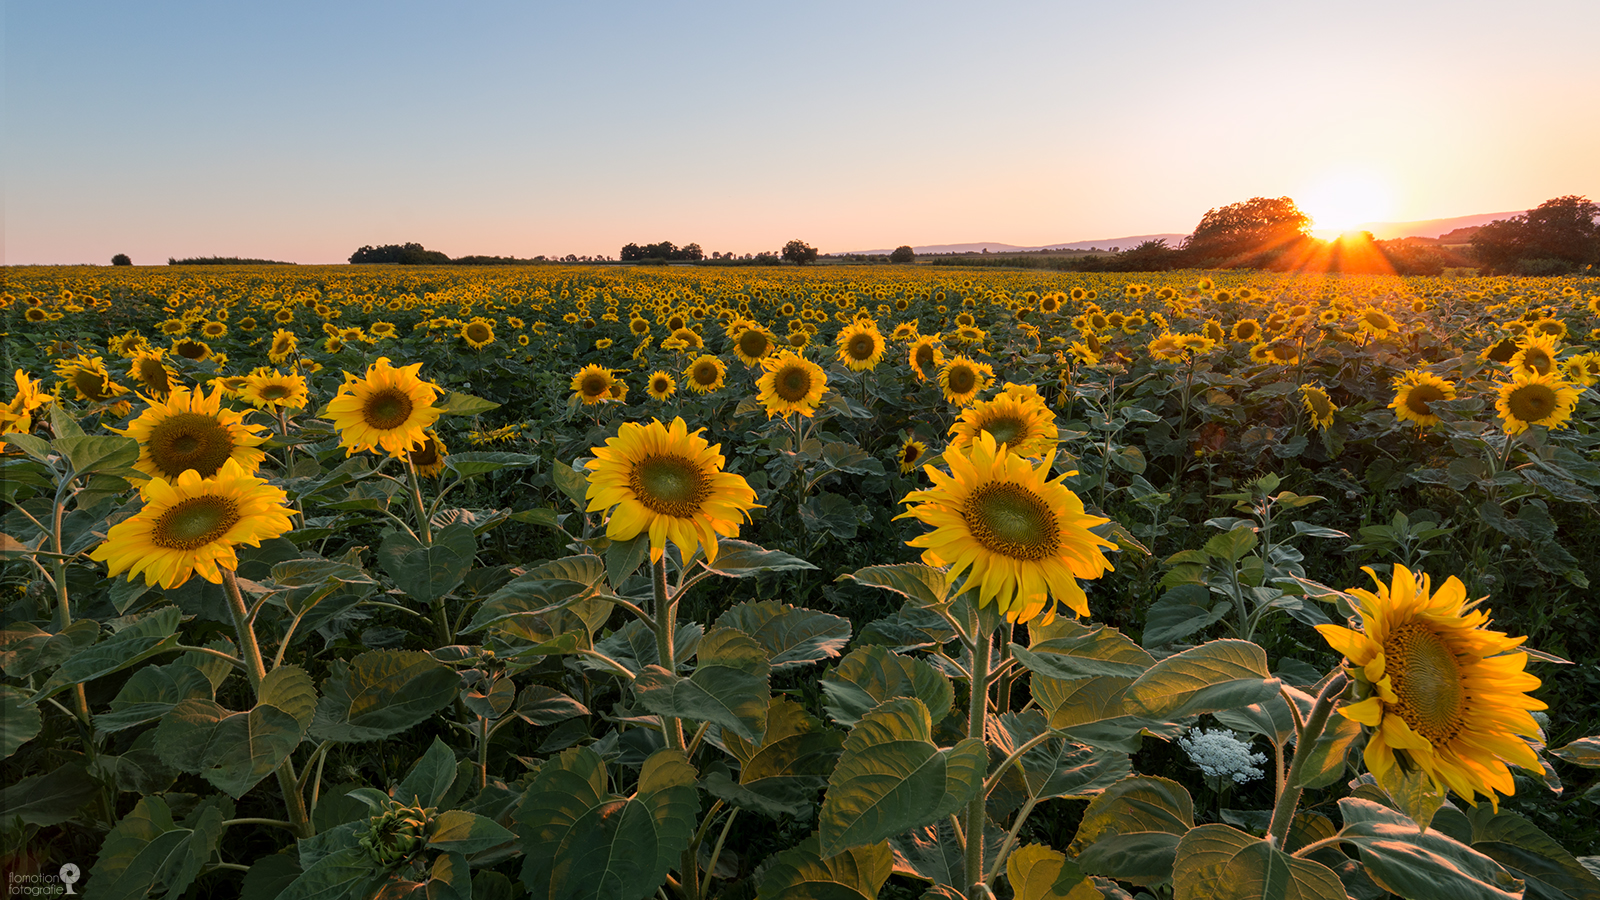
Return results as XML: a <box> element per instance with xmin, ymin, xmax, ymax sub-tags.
<box><xmin>1264</xmin><ymin>339</ymin><xmax>1300</xmax><ymax>365</ymax></box>
<box><xmin>1315</xmin><ymin>565</ymin><xmax>1544</xmax><ymax>806</ymax></box>
<box><xmin>571</xmin><ymin>364</ymin><xmax>618</xmax><ymax>406</ymax></box>
<box><xmin>835</xmin><ymin>320</ymin><xmax>886</xmax><ymax>372</ymax></box>
<box><xmin>408</xmin><ymin>430</ymin><xmax>448</xmax><ymax>477</ymax></box>
<box><xmin>268</xmin><ymin>329</ymin><xmax>299</xmax><ymax>365</ymax></box>
<box><xmin>647</xmin><ymin>370</ymin><xmax>677</xmax><ymax>401</ymax></box>
<box><xmin>110</xmin><ymin>330</ymin><xmax>151</xmax><ymax>358</ymax></box>
<box><xmin>172</xmin><ymin>338</ymin><xmax>213</xmax><ymax>362</ymax></box>
<box><xmin>947</xmin><ymin>383</ymin><xmax>1058</xmax><ymax>459</ymax></box>
<box><xmin>240</xmin><ymin>369</ymin><xmax>309</xmax><ymax>411</ymax></box>
<box><xmin>120</xmin><ymin>385</ymin><xmax>269</xmax><ymax>481</ymax></box>
<box><xmin>1356</xmin><ymin>308</ymin><xmax>1399</xmax><ymax>339</ymax></box>
<box><xmin>1299</xmin><ymin>384</ymin><xmax>1337</xmax><ymax>430</ymax></box>
<box><xmin>325</xmin><ymin>357</ymin><xmax>443</xmax><ymax>456</ymax></box>
<box><xmin>897</xmin><ymin>431</ymin><xmax>1115</xmax><ymax>624</ymax></box>
<box><xmin>756</xmin><ymin>351</ymin><xmax>827</xmax><ymax>419</ymax></box>
<box><xmin>891</xmin><ymin>322</ymin><xmax>919</xmax><ymax>343</ymax></box>
<box><xmin>1</xmin><ymin>370</ymin><xmax>51</xmax><ymax>435</ymax></box>
<box><xmin>908</xmin><ymin>337</ymin><xmax>944</xmax><ymax>382</ymax></box>
<box><xmin>461</xmin><ymin>318</ymin><xmax>496</xmax><ymax>350</ymax></box>
<box><xmin>89</xmin><ymin>458</ymin><xmax>296</xmax><ymax>589</ymax></box>
<box><xmin>584</xmin><ymin>416</ymin><xmax>760</xmax><ymax>564</ymax></box>
<box><xmin>1147</xmin><ymin>333</ymin><xmax>1184</xmax><ymax>362</ymax></box>
<box><xmin>54</xmin><ymin>355</ymin><xmax>130</xmax><ymax>404</ymax></box>
<box><xmin>1390</xmin><ymin>370</ymin><xmax>1458</xmax><ymax>427</ymax></box>
<box><xmin>685</xmin><ymin>355</ymin><xmax>727</xmax><ymax>394</ymax></box>
<box><xmin>1494</xmin><ymin>371</ymin><xmax>1582</xmax><ymax>435</ymax></box>
<box><xmin>1507</xmin><ymin>333</ymin><xmax>1560</xmax><ymax>377</ymax></box>
<box><xmin>1480</xmin><ymin>336</ymin><xmax>1519</xmax><ymax>364</ymax></box>
<box><xmin>128</xmin><ymin>350</ymin><xmax>181</xmax><ymax>399</ymax></box>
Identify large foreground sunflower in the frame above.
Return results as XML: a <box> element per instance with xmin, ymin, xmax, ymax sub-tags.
<box><xmin>947</xmin><ymin>383</ymin><xmax>1058</xmax><ymax>459</ymax></box>
<box><xmin>1315</xmin><ymin>565</ymin><xmax>1544</xmax><ymax>806</ymax></box>
<box><xmin>1507</xmin><ymin>333</ymin><xmax>1560</xmax><ymax>377</ymax></box>
<box><xmin>1494</xmin><ymin>371</ymin><xmax>1582</xmax><ymax>435</ymax></box>
<box><xmin>1390</xmin><ymin>370</ymin><xmax>1458</xmax><ymax>427</ymax></box>
<box><xmin>325</xmin><ymin>357</ymin><xmax>442</xmax><ymax>456</ymax></box>
<box><xmin>897</xmin><ymin>431</ymin><xmax>1115</xmax><ymax>624</ymax></box>
<box><xmin>756</xmin><ymin>351</ymin><xmax>827</xmax><ymax>418</ymax></box>
<box><xmin>120</xmin><ymin>385</ymin><xmax>269</xmax><ymax>481</ymax></box>
<box><xmin>90</xmin><ymin>458</ymin><xmax>295</xmax><ymax>589</ymax></box>
<box><xmin>584</xmin><ymin>417</ymin><xmax>760</xmax><ymax>564</ymax></box>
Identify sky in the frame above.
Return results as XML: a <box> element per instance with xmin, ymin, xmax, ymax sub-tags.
<box><xmin>6</xmin><ymin>0</ymin><xmax>1599</xmax><ymax>264</ymax></box>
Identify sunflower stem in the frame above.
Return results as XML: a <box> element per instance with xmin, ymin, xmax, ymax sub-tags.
<box><xmin>404</xmin><ymin>454</ymin><xmax>433</xmax><ymax>545</ymax></box>
<box><xmin>223</xmin><ymin>568</ymin><xmax>312</xmax><ymax>839</ymax></box>
<box><xmin>652</xmin><ymin>558</ymin><xmax>686</xmax><ymax>751</ymax></box>
<box><xmin>964</xmin><ymin>621</ymin><xmax>993</xmax><ymax>899</ymax></box>
<box><xmin>1265</xmin><ymin>671</ymin><xmax>1347</xmax><ymax>849</ymax></box>
<box><xmin>49</xmin><ymin>477</ymin><xmax>94</xmax><ymax>726</ymax></box>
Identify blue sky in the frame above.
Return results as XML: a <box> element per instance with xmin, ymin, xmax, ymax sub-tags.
<box><xmin>6</xmin><ymin>0</ymin><xmax>1598</xmax><ymax>263</ymax></box>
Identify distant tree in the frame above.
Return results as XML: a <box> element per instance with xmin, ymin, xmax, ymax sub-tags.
<box><xmin>1182</xmin><ymin>196</ymin><xmax>1312</xmax><ymax>267</ymax></box>
<box><xmin>782</xmin><ymin>239</ymin><xmax>819</xmax><ymax>265</ymax></box>
<box><xmin>620</xmin><ymin>242</ymin><xmax>645</xmax><ymax>261</ymax></box>
<box><xmin>349</xmin><ymin>242</ymin><xmax>450</xmax><ymax>264</ymax></box>
<box><xmin>889</xmin><ymin>245</ymin><xmax>915</xmax><ymax>263</ymax></box>
<box><xmin>1471</xmin><ymin>195</ymin><xmax>1600</xmax><ymax>274</ymax></box>
<box><xmin>111</xmin><ymin>253</ymin><xmax>132</xmax><ymax>266</ymax></box>
<box><xmin>680</xmin><ymin>243</ymin><xmax>704</xmax><ymax>261</ymax></box>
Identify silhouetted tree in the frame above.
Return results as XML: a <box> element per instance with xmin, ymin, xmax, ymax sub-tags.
<box><xmin>1182</xmin><ymin>197</ymin><xmax>1311</xmax><ymax>267</ymax></box>
<box><xmin>889</xmin><ymin>245</ymin><xmax>915</xmax><ymax>263</ymax></box>
<box><xmin>111</xmin><ymin>253</ymin><xmax>132</xmax><ymax>266</ymax></box>
<box><xmin>782</xmin><ymin>239</ymin><xmax>819</xmax><ymax>265</ymax></box>
<box><xmin>349</xmin><ymin>243</ymin><xmax>450</xmax><ymax>264</ymax></box>
<box><xmin>1471</xmin><ymin>195</ymin><xmax>1600</xmax><ymax>274</ymax></box>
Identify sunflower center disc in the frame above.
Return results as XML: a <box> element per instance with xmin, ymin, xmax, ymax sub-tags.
<box><xmin>963</xmin><ymin>482</ymin><xmax>1059</xmax><ymax>561</ymax></box>
<box><xmin>581</xmin><ymin>375</ymin><xmax>610</xmax><ymax>397</ymax></box>
<box><xmin>139</xmin><ymin>361</ymin><xmax>169</xmax><ymax>391</ymax></box>
<box><xmin>410</xmin><ymin>439</ymin><xmax>440</xmax><ymax>467</ymax></box>
<box><xmin>740</xmin><ymin>333</ymin><xmax>767</xmax><ymax>356</ymax></box>
<box><xmin>467</xmin><ymin>324</ymin><xmax>490</xmax><ymax>342</ymax></box>
<box><xmin>177</xmin><ymin>341</ymin><xmax>206</xmax><ymax>359</ymax></box>
<box><xmin>1407</xmin><ymin>384</ymin><xmax>1445</xmax><ymax>416</ymax></box>
<box><xmin>1508</xmin><ymin>384</ymin><xmax>1555</xmax><ymax>422</ymax></box>
<box><xmin>76</xmin><ymin>371</ymin><xmax>109</xmax><ymax>401</ymax></box>
<box><xmin>1488</xmin><ymin>340</ymin><xmax>1516</xmax><ymax>362</ymax></box>
<box><xmin>631</xmin><ymin>455</ymin><xmax>710</xmax><ymax>518</ymax></box>
<box><xmin>364</xmin><ymin>388</ymin><xmax>415</xmax><ymax>430</ymax></box>
<box><xmin>1384</xmin><ymin>622</ymin><xmax>1467</xmax><ymax>744</ymax></box>
<box><xmin>915</xmin><ymin>346</ymin><xmax>935</xmax><ymax>370</ymax></box>
<box><xmin>152</xmin><ymin>496</ymin><xmax>241</xmax><ymax>550</ymax></box>
<box><xmin>260</xmin><ymin>384</ymin><xmax>291</xmax><ymax>400</ymax></box>
<box><xmin>980</xmin><ymin>415</ymin><xmax>1026</xmax><ymax>448</ymax></box>
<box><xmin>777</xmin><ymin>367</ymin><xmax>810</xmax><ymax>401</ymax></box>
<box><xmin>848</xmin><ymin>336</ymin><xmax>875</xmax><ymax>359</ymax></box>
<box><xmin>693</xmin><ymin>365</ymin><xmax>718</xmax><ymax>386</ymax></box>
<box><xmin>948</xmin><ymin>367</ymin><xmax>975</xmax><ymax>394</ymax></box>
<box><xmin>148</xmin><ymin>412</ymin><xmax>235</xmax><ymax>478</ymax></box>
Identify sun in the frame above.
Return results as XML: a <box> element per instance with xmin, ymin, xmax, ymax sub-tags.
<box><xmin>1299</xmin><ymin>170</ymin><xmax>1394</xmax><ymax>237</ymax></box>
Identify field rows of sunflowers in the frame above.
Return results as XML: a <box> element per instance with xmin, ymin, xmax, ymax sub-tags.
<box><xmin>3</xmin><ymin>264</ymin><xmax>1599</xmax><ymax>900</ymax></box>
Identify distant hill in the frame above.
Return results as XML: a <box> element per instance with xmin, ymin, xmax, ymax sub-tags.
<box><xmin>843</xmin><ymin>234</ymin><xmax>1188</xmax><ymax>256</ymax></box>
<box><xmin>1350</xmin><ymin>211</ymin><xmax>1524</xmax><ymax>240</ymax></box>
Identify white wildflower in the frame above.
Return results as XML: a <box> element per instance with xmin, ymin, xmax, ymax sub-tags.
<box><xmin>1179</xmin><ymin>727</ymin><xmax>1267</xmax><ymax>784</ymax></box>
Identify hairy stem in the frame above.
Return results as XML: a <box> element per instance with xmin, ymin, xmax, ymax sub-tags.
<box><xmin>1265</xmin><ymin>672</ymin><xmax>1348</xmax><ymax>848</ymax></box>
<box><xmin>964</xmin><ymin>623</ymin><xmax>993</xmax><ymax>898</ymax></box>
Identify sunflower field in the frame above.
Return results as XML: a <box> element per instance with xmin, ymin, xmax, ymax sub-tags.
<box><xmin>3</xmin><ymin>264</ymin><xmax>1600</xmax><ymax>900</ymax></box>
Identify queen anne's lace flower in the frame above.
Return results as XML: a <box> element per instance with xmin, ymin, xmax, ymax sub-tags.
<box><xmin>1179</xmin><ymin>727</ymin><xmax>1267</xmax><ymax>784</ymax></box>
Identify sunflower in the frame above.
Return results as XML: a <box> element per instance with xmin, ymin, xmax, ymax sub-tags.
<box><xmin>1147</xmin><ymin>333</ymin><xmax>1184</xmax><ymax>362</ymax></box>
<box><xmin>1299</xmin><ymin>384</ymin><xmax>1336</xmax><ymax>430</ymax></box>
<box><xmin>1480</xmin><ymin>336</ymin><xmax>1519</xmax><ymax>364</ymax></box>
<box><xmin>325</xmin><ymin>357</ymin><xmax>442</xmax><ymax>456</ymax></box>
<box><xmin>240</xmin><ymin>369</ymin><xmax>309</xmax><ymax>411</ymax></box>
<box><xmin>128</xmin><ymin>350</ymin><xmax>181</xmax><ymax>399</ymax></box>
<box><xmin>1529</xmin><ymin>317</ymin><xmax>1567</xmax><ymax>340</ymax></box>
<box><xmin>1248</xmin><ymin>342</ymin><xmax>1273</xmax><ymax>364</ymax></box>
<box><xmin>268</xmin><ymin>330</ymin><xmax>298</xmax><ymax>365</ymax></box>
<box><xmin>457</xmin><ymin>318</ymin><xmax>495</xmax><ymax>350</ymax></box>
<box><xmin>671</xmin><ymin>328</ymin><xmax>704</xmax><ymax>351</ymax></box>
<box><xmin>897</xmin><ymin>438</ymin><xmax>928</xmax><ymax>474</ymax></box>
<box><xmin>947</xmin><ymin>384</ymin><xmax>1058</xmax><ymax>459</ymax></box>
<box><xmin>1562</xmin><ymin>351</ymin><xmax>1600</xmax><ymax>387</ymax></box>
<box><xmin>110</xmin><ymin>330</ymin><xmax>151</xmax><ymax>358</ymax></box>
<box><xmin>1176</xmin><ymin>333</ymin><xmax>1216</xmax><ymax>355</ymax></box>
<box><xmin>756</xmin><ymin>351</ymin><xmax>827</xmax><ymax>419</ymax></box>
<box><xmin>1315</xmin><ymin>565</ymin><xmax>1544</xmax><ymax>806</ymax></box>
<box><xmin>1390</xmin><ymin>371</ymin><xmax>1458</xmax><ymax>427</ymax></box>
<box><xmin>54</xmin><ymin>355</ymin><xmax>129</xmax><ymax>404</ymax></box>
<box><xmin>939</xmin><ymin>355</ymin><xmax>992</xmax><ymax>406</ymax></box>
<box><xmin>199</xmin><ymin>321</ymin><xmax>228</xmax><ymax>340</ymax></box>
<box><xmin>630</xmin><ymin>317</ymin><xmax>652</xmax><ymax>337</ymax></box>
<box><xmin>897</xmin><ymin>431</ymin><xmax>1114</xmax><ymax>624</ymax></box>
<box><xmin>685</xmin><ymin>355</ymin><xmax>727</xmax><ymax>394</ymax></box>
<box><xmin>172</xmin><ymin>338</ymin><xmax>213</xmax><ymax>362</ymax></box>
<box><xmin>1202</xmin><ymin>319</ymin><xmax>1227</xmax><ymax>344</ymax></box>
<box><xmin>89</xmin><ymin>459</ymin><xmax>295</xmax><ymax>589</ymax></box>
<box><xmin>647</xmin><ymin>370</ymin><xmax>676</xmax><ymax>401</ymax></box>
<box><xmin>1507</xmin><ymin>333</ymin><xmax>1560</xmax><ymax>377</ymax></box>
<box><xmin>1</xmin><ymin>370</ymin><xmax>50</xmax><ymax>435</ymax></box>
<box><xmin>836</xmin><ymin>321</ymin><xmax>886</xmax><ymax>372</ymax></box>
<box><xmin>891</xmin><ymin>322</ymin><xmax>919</xmax><ymax>343</ymax></box>
<box><xmin>1264</xmin><ymin>340</ymin><xmax>1300</xmax><ymax>365</ymax></box>
<box><xmin>584</xmin><ymin>417</ymin><xmax>760</xmax><ymax>564</ymax></box>
<box><xmin>408</xmin><ymin>430</ymin><xmax>448</xmax><ymax>477</ymax></box>
<box><xmin>732</xmin><ymin>324</ymin><xmax>777</xmax><ymax>366</ymax></box>
<box><xmin>1230</xmin><ymin>319</ymin><xmax>1261</xmax><ymax>343</ymax></box>
<box><xmin>120</xmin><ymin>386</ymin><xmax>269</xmax><ymax>481</ymax></box>
<box><xmin>908</xmin><ymin>337</ymin><xmax>944</xmax><ymax>382</ymax></box>
<box><xmin>1494</xmin><ymin>371</ymin><xmax>1582</xmax><ymax>435</ymax></box>
<box><xmin>571</xmin><ymin>364</ymin><xmax>617</xmax><ymax>406</ymax></box>
<box><xmin>369</xmin><ymin>321</ymin><xmax>397</xmax><ymax>339</ymax></box>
